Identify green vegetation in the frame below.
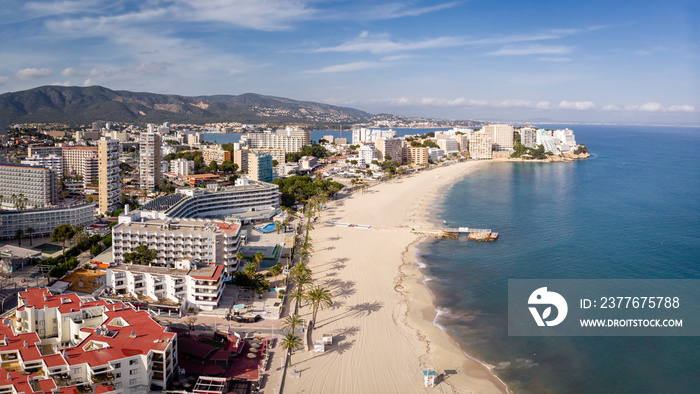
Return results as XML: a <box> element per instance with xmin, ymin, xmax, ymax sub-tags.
<box><xmin>574</xmin><ymin>144</ymin><xmax>589</xmax><ymax>155</ymax></box>
<box><xmin>123</xmin><ymin>244</ymin><xmax>157</xmax><ymax>266</ymax></box>
<box><xmin>285</xmin><ymin>142</ymin><xmax>330</xmax><ymax>163</ymax></box>
<box><xmin>510</xmin><ymin>143</ymin><xmax>551</xmax><ymax>160</ymax></box>
<box><xmin>272</xmin><ymin>175</ymin><xmax>343</xmax><ymax>207</ymax></box>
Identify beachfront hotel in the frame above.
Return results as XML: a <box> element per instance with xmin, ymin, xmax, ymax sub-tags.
<box><xmin>240</xmin><ymin>132</ymin><xmax>303</xmax><ymax>153</ymax></box>
<box><xmin>8</xmin><ymin>288</ymin><xmax>177</xmax><ymax>393</ymax></box>
<box><xmin>111</xmin><ymin>217</ymin><xmax>241</xmax><ymax>275</ymax></box>
<box><xmin>483</xmin><ymin>124</ymin><xmax>515</xmax><ymax>149</ymax></box>
<box><xmin>0</xmin><ymin>203</ymin><xmax>96</xmax><ymax>239</ymax></box>
<box><xmin>105</xmin><ymin>259</ymin><xmax>225</xmax><ymax>310</ymax></box>
<box><xmin>468</xmin><ymin>132</ymin><xmax>493</xmax><ymax>159</ymax></box>
<box><xmin>0</xmin><ymin>163</ymin><xmax>58</xmax><ymax>208</ymax></box>
<box><xmin>402</xmin><ymin>146</ymin><xmax>429</xmax><ymax>165</ymax></box>
<box><xmin>136</xmin><ymin>179</ymin><xmax>281</xmax><ymax>223</ymax></box>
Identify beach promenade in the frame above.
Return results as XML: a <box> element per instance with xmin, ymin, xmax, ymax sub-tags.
<box><xmin>284</xmin><ymin>161</ymin><xmax>509</xmax><ymax>393</ymax></box>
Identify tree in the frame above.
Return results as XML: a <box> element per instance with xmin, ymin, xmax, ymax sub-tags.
<box><xmin>306</xmin><ymin>286</ymin><xmax>333</xmax><ymax>327</ymax></box>
<box><xmin>384</xmin><ymin>154</ymin><xmax>392</xmax><ymax>161</ymax></box>
<box><xmin>269</xmin><ymin>263</ymin><xmax>283</xmax><ymax>277</ymax></box>
<box><xmin>280</xmin><ymin>332</ymin><xmax>303</xmax><ymax>367</ymax></box>
<box><xmin>236</xmin><ymin>252</ymin><xmax>245</xmax><ymax>262</ymax></box>
<box><xmin>15</xmin><ymin>229</ymin><xmax>24</xmax><ymax>246</ymax></box>
<box><xmin>275</xmin><ymin>221</ymin><xmax>283</xmax><ymax>234</ymax></box>
<box><xmin>124</xmin><ymin>244</ymin><xmax>157</xmax><ymax>265</ymax></box>
<box><xmin>288</xmin><ymin>286</ymin><xmax>306</xmax><ymax>314</ymax></box>
<box><xmin>208</xmin><ymin>160</ymin><xmax>219</xmax><ymax>172</ymax></box>
<box><xmin>185</xmin><ymin>316</ymin><xmax>198</xmax><ymax>332</ymax></box>
<box><xmin>281</xmin><ymin>314</ymin><xmax>305</xmax><ymax>334</ymax></box>
<box><xmin>243</xmin><ymin>262</ymin><xmax>258</xmax><ymax>278</ymax></box>
<box><xmin>26</xmin><ymin>227</ymin><xmax>35</xmax><ymax>246</ymax></box>
<box><xmin>253</xmin><ymin>251</ymin><xmax>265</xmax><ymax>269</ymax></box>
<box><xmin>51</xmin><ymin>224</ymin><xmax>76</xmax><ymax>257</ymax></box>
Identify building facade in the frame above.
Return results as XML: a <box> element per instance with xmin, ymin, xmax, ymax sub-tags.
<box><xmin>21</xmin><ymin>154</ymin><xmax>64</xmax><ymax>175</ymax></box>
<box><xmin>0</xmin><ymin>203</ymin><xmax>95</xmax><ymax>239</ymax></box>
<box><xmin>98</xmin><ymin>138</ymin><xmax>122</xmax><ymax>214</ymax></box>
<box><xmin>63</xmin><ymin>146</ymin><xmax>99</xmax><ymax>176</ymax></box>
<box><xmin>105</xmin><ymin>261</ymin><xmax>225</xmax><ymax>310</ymax></box>
<box><xmin>279</xmin><ymin>126</ymin><xmax>311</xmax><ymax>146</ymax></box>
<box><xmin>375</xmin><ymin>137</ymin><xmax>403</xmax><ymax>162</ymax></box>
<box><xmin>483</xmin><ymin>124</ymin><xmax>514</xmax><ymax>149</ymax></box>
<box><xmin>240</xmin><ymin>133</ymin><xmax>303</xmax><ymax>153</ymax></box>
<box><xmin>247</xmin><ymin>152</ymin><xmax>274</xmax><ymax>183</ymax></box>
<box><xmin>520</xmin><ymin>127</ymin><xmax>537</xmax><ymax>149</ymax></box>
<box><xmin>83</xmin><ymin>154</ymin><xmax>99</xmax><ymax>188</ymax></box>
<box><xmin>112</xmin><ymin>217</ymin><xmax>240</xmax><ymax>277</ymax></box>
<box><xmin>402</xmin><ymin>146</ymin><xmax>429</xmax><ymax>165</ymax></box>
<box><xmin>467</xmin><ymin>132</ymin><xmax>493</xmax><ymax>159</ymax></box>
<box><xmin>202</xmin><ymin>148</ymin><xmax>232</xmax><ymax>166</ymax></box>
<box><xmin>233</xmin><ymin>148</ymin><xmax>249</xmax><ymax>172</ymax></box>
<box><xmin>0</xmin><ymin>163</ymin><xmax>57</xmax><ymax>208</ymax></box>
<box><xmin>169</xmin><ymin>158</ymin><xmax>194</xmax><ymax>176</ymax></box>
<box><xmin>139</xmin><ymin>132</ymin><xmax>161</xmax><ymax>190</ymax></box>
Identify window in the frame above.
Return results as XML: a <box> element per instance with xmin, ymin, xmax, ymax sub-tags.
<box><xmin>130</xmin><ymin>369</ymin><xmax>138</xmax><ymax>375</ymax></box>
<box><xmin>115</xmin><ymin>373</ymin><xmax>121</xmax><ymax>379</ymax></box>
<box><xmin>129</xmin><ymin>359</ymin><xmax>137</xmax><ymax>365</ymax></box>
<box><xmin>73</xmin><ymin>367</ymin><xmax>81</xmax><ymax>374</ymax></box>
<box><xmin>129</xmin><ymin>378</ymin><xmax>138</xmax><ymax>385</ymax></box>
<box><xmin>112</xmin><ymin>362</ymin><xmax>121</xmax><ymax>369</ymax></box>
<box><xmin>115</xmin><ymin>383</ymin><xmax>122</xmax><ymax>388</ymax></box>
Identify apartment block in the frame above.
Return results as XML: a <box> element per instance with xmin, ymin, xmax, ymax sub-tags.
<box><xmin>112</xmin><ymin>217</ymin><xmax>241</xmax><ymax>276</ymax></box>
<box><xmin>27</xmin><ymin>145</ymin><xmax>62</xmax><ymax>158</ymax></box>
<box><xmin>63</xmin><ymin>146</ymin><xmax>99</xmax><ymax>176</ymax></box>
<box><xmin>375</xmin><ymin>137</ymin><xmax>403</xmax><ymax>162</ymax></box>
<box><xmin>482</xmin><ymin>124</ymin><xmax>514</xmax><ymax>149</ymax></box>
<box><xmin>21</xmin><ymin>154</ymin><xmax>63</xmax><ymax>175</ymax></box>
<box><xmin>202</xmin><ymin>148</ymin><xmax>232</xmax><ymax>166</ymax></box>
<box><xmin>139</xmin><ymin>132</ymin><xmax>161</xmax><ymax>190</ymax></box>
<box><xmin>105</xmin><ymin>260</ymin><xmax>225</xmax><ymax>311</ymax></box>
<box><xmin>468</xmin><ymin>132</ymin><xmax>493</xmax><ymax>159</ymax></box>
<box><xmin>233</xmin><ymin>148</ymin><xmax>249</xmax><ymax>172</ymax></box>
<box><xmin>83</xmin><ymin>154</ymin><xmax>99</xmax><ymax>188</ymax></box>
<box><xmin>241</xmin><ymin>133</ymin><xmax>303</xmax><ymax>153</ymax></box>
<box><xmin>278</xmin><ymin>126</ymin><xmax>311</xmax><ymax>146</ymax></box>
<box><xmin>520</xmin><ymin>127</ymin><xmax>537</xmax><ymax>149</ymax></box>
<box><xmin>0</xmin><ymin>203</ymin><xmax>95</xmax><ymax>239</ymax></box>
<box><xmin>436</xmin><ymin>139</ymin><xmax>460</xmax><ymax>155</ymax></box>
<box><xmin>169</xmin><ymin>158</ymin><xmax>194</xmax><ymax>176</ymax></box>
<box><xmin>247</xmin><ymin>152</ymin><xmax>274</xmax><ymax>183</ymax></box>
<box><xmin>98</xmin><ymin>138</ymin><xmax>122</xmax><ymax>214</ymax></box>
<box><xmin>10</xmin><ymin>288</ymin><xmax>177</xmax><ymax>393</ymax></box>
<box><xmin>402</xmin><ymin>146</ymin><xmax>429</xmax><ymax>165</ymax></box>
<box><xmin>0</xmin><ymin>164</ymin><xmax>57</xmax><ymax>208</ymax></box>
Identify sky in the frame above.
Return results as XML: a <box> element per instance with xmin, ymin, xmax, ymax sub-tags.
<box><xmin>0</xmin><ymin>0</ymin><xmax>699</xmax><ymax>125</ymax></box>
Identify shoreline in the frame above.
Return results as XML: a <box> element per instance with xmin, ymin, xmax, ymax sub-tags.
<box><xmin>281</xmin><ymin>160</ymin><xmax>508</xmax><ymax>393</ymax></box>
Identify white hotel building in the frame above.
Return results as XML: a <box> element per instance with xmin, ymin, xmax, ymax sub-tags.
<box><xmin>105</xmin><ymin>261</ymin><xmax>225</xmax><ymax>311</ymax></box>
<box><xmin>7</xmin><ymin>288</ymin><xmax>177</xmax><ymax>393</ymax></box>
<box><xmin>111</xmin><ymin>217</ymin><xmax>241</xmax><ymax>276</ymax></box>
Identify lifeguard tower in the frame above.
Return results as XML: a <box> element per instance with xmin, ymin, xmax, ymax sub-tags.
<box><xmin>423</xmin><ymin>369</ymin><xmax>437</xmax><ymax>387</ymax></box>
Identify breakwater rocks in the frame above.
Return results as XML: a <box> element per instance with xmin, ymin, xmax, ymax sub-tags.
<box><xmin>467</xmin><ymin>232</ymin><xmax>498</xmax><ymax>242</ymax></box>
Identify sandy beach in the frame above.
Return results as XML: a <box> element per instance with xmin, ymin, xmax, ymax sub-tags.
<box><xmin>283</xmin><ymin>161</ymin><xmax>509</xmax><ymax>394</ymax></box>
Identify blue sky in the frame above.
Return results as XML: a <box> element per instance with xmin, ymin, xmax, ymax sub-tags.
<box><xmin>1</xmin><ymin>0</ymin><xmax>698</xmax><ymax>125</ymax></box>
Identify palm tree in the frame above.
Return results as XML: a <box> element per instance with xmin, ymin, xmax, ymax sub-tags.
<box><xmin>26</xmin><ymin>227</ymin><xmax>35</xmax><ymax>246</ymax></box>
<box><xmin>243</xmin><ymin>262</ymin><xmax>258</xmax><ymax>278</ymax></box>
<box><xmin>292</xmin><ymin>261</ymin><xmax>312</xmax><ymax>278</ymax></box>
<box><xmin>275</xmin><ymin>221</ymin><xmax>283</xmax><ymax>234</ymax></box>
<box><xmin>236</xmin><ymin>252</ymin><xmax>245</xmax><ymax>262</ymax></box>
<box><xmin>288</xmin><ymin>287</ymin><xmax>306</xmax><ymax>314</ymax></box>
<box><xmin>280</xmin><ymin>332</ymin><xmax>303</xmax><ymax>367</ymax></box>
<box><xmin>282</xmin><ymin>219</ymin><xmax>289</xmax><ymax>233</ymax></box>
<box><xmin>15</xmin><ymin>229</ymin><xmax>24</xmax><ymax>246</ymax></box>
<box><xmin>302</xmin><ymin>221</ymin><xmax>314</xmax><ymax>240</ymax></box>
<box><xmin>281</xmin><ymin>314</ymin><xmax>305</xmax><ymax>334</ymax></box>
<box><xmin>305</xmin><ymin>286</ymin><xmax>333</xmax><ymax>327</ymax></box>
<box><xmin>253</xmin><ymin>251</ymin><xmax>265</xmax><ymax>269</ymax></box>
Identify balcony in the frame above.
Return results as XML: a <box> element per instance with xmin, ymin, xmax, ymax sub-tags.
<box><xmin>91</xmin><ymin>372</ymin><xmax>115</xmax><ymax>383</ymax></box>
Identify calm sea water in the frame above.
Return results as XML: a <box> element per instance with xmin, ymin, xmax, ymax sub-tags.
<box><xmin>418</xmin><ymin>125</ymin><xmax>700</xmax><ymax>393</ymax></box>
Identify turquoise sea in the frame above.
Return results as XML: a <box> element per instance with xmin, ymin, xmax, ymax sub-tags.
<box><xmin>418</xmin><ymin>125</ymin><xmax>700</xmax><ymax>393</ymax></box>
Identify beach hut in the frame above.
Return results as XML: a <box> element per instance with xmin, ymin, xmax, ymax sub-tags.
<box><xmin>322</xmin><ymin>334</ymin><xmax>333</xmax><ymax>346</ymax></box>
<box><xmin>314</xmin><ymin>340</ymin><xmax>325</xmax><ymax>353</ymax></box>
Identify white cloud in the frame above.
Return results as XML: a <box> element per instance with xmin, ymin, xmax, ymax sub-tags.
<box><xmin>666</xmin><ymin>104</ymin><xmax>695</xmax><ymax>112</ymax></box>
<box><xmin>312</xmin><ymin>33</ymin><xmax>465</xmax><ymax>54</ymax></box>
<box><xmin>558</xmin><ymin>100</ymin><xmax>595</xmax><ymax>110</ymax></box>
<box><xmin>83</xmin><ymin>79</ymin><xmax>92</xmax><ymax>86</ymax></box>
<box><xmin>638</xmin><ymin>102</ymin><xmax>664</xmax><ymax>112</ymax></box>
<box><xmin>0</xmin><ymin>76</ymin><xmax>9</xmax><ymax>86</ymax></box>
<box><xmin>351</xmin><ymin>2</ymin><xmax>459</xmax><ymax>20</ymax></box>
<box><xmin>14</xmin><ymin>68</ymin><xmax>53</xmax><ymax>80</ymax></box>
<box><xmin>50</xmin><ymin>81</ymin><xmax>72</xmax><ymax>86</ymax></box>
<box><xmin>602</xmin><ymin>105</ymin><xmax>621</xmax><ymax>111</ymax></box>
<box><xmin>487</xmin><ymin>45</ymin><xmax>573</xmax><ymax>56</ymax></box>
<box><xmin>61</xmin><ymin>67</ymin><xmax>86</xmax><ymax>77</ymax></box>
<box><xmin>24</xmin><ymin>0</ymin><xmax>107</xmax><ymax>17</ymax></box>
<box><xmin>305</xmin><ymin>61</ymin><xmax>383</xmax><ymax>73</ymax></box>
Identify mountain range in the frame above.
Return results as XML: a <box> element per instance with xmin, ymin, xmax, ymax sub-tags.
<box><xmin>0</xmin><ymin>85</ymin><xmax>374</xmax><ymax>126</ymax></box>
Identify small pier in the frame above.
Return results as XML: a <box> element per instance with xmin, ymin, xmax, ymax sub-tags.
<box><xmin>413</xmin><ymin>227</ymin><xmax>499</xmax><ymax>241</ymax></box>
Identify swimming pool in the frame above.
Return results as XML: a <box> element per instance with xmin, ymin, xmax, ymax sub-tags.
<box><xmin>256</xmin><ymin>223</ymin><xmax>277</xmax><ymax>233</ymax></box>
